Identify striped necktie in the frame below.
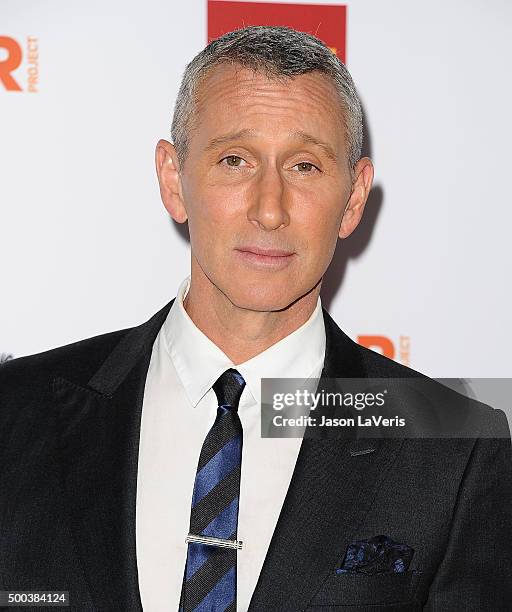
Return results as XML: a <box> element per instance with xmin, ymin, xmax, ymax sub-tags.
<box><xmin>180</xmin><ymin>368</ymin><xmax>246</xmax><ymax>612</ymax></box>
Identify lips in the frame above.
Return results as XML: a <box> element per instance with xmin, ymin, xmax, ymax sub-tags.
<box><xmin>236</xmin><ymin>246</ymin><xmax>294</xmax><ymax>257</ymax></box>
<box><xmin>234</xmin><ymin>246</ymin><xmax>296</xmax><ymax>270</ymax></box>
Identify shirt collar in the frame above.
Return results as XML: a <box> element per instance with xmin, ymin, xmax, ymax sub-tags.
<box><xmin>164</xmin><ymin>276</ymin><xmax>326</xmax><ymax>407</ymax></box>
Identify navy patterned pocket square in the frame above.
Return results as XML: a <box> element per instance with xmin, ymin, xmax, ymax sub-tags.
<box><xmin>335</xmin><ymin>534</ymin><xmax>414</xmax><ymax>575</ymax></box>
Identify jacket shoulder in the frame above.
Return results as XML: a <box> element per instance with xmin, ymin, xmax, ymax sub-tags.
<box><xmin>0</xmin><ymin>327</ymin><xmax>132</xmax><ymax>401</ymax></box>
<box><xmin>355</xmin><ymin>339</ymin><xmax>509</xmax><ymax>437</ymax></box>
<box><xmin>357</xmin><ymin>341</ymin><xmax>426</xmax><ymax>378</ymax></box>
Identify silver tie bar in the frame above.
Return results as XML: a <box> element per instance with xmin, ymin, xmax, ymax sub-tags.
<box><xmin>186</xmin><ymin>534</ymin><xmax>243</xmax><ymax>550</ymax></box>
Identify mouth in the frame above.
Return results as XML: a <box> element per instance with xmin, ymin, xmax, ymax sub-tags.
<box><xmin>235</xmin><ymin>246</ymin><xmax>296</xmax><ymax>270</ymax></box>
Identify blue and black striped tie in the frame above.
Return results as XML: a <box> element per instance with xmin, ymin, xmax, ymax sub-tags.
<box><xmin>180</xmin><ymin>368</ymin><xmax>246</xmax><ymax>612</ymax></box>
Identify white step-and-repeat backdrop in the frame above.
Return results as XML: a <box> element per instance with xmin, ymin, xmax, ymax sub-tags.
<box><xmin>2</xmin><ymin>0</ymin><xmax>511</xmax><ymax>378</ymax></box>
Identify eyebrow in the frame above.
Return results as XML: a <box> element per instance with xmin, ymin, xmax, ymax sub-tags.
<box><xmin>204</xmin><ymin>128</ymin><xmax>338</xmax><ymax>162</ymax></box>
<box><xmin>291</xmin><ymin>130</ymin><xmax>338</xmax><ymax>163</ymax></box>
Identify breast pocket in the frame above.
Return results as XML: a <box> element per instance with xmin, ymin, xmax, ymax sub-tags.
<box><xmin>307</xmin><ymin>570</ymin><xmax>422</xmax><ymax>609</ymax></box>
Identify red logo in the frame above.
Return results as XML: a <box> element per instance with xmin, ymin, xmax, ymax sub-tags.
<box><xmin>0</xmin><ymin>35</ymin><xmax>39</xmax><ymax>92</ymax></box>
<box><xmin>0</xmin><ymin>36</ymin><xmax>22</xmax><ymax>91</ymax></box>
<box><xmin>207</xmin><ymin>1</ymin><xmax>347</xmax><ymax>63</ymax></box>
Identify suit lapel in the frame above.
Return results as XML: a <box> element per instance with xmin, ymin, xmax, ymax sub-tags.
<box><xmin>248</xmin><ymin>308</ymin><xmax>404</xmax><ymax>611</ymax></box>
<box><xmin>53</xmin><ymin>299</ymin><xmax>174</xmax><ymax>611</ymax></box>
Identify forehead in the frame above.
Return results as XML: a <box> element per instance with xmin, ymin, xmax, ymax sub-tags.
<box><xmin>191</xmin><ymin>63</ymin><xmax>345</xmax><ymax>148</ymax></box>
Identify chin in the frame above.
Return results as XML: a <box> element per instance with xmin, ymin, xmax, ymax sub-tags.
<box><xmin>222</xmin><ymin>279</ymin><xmax>300</xmax><ymax>313</ymax></box>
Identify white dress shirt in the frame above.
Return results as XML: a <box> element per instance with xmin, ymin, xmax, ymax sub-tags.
<box><xmin>136</xmin><ymin>276</ymin><xmax>326</xmax><ymax>611</ymax></box>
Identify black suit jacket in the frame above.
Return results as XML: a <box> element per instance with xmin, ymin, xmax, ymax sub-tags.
<box><xmin>1</xmin><ymin>299</ymin><xmax>511</xmax><ymax>611</ymax></box>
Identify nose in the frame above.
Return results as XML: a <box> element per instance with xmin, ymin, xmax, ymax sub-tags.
<box><xmin>247</xmin><ymin>164</ymin><xmax>290</xmax><ymax>231</ymax></box>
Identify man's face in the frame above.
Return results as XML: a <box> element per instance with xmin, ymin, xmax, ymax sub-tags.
<box><xmin>165</xmin><ymin>63</ymin><xmax>369</xmax><ymax>312</ymax></box>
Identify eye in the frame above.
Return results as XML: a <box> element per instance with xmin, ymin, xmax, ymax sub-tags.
<box><xmin>220</xmin><ymin>155</ymin><xmax>247</xmax><ymax>168</ymax></box>
<box><xmin>293</xmin><ymin>161</ymin><xmax>320</xmax><ymax>174</ymax></box>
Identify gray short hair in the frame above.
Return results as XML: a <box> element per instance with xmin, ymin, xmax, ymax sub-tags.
<box><xmin>170</xmin><ymin>25</ymin><xmax>363</xmax><ymax>172</ymax></box>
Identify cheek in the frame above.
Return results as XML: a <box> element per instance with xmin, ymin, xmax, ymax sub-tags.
<box><xmin>184</xmin><ymin>184</ymin><xmax>220</xmax><ymax>228</ymax></box>
<box><xmin>186</xmin><ymin>193</ymin><xmax>239</xmax><ymax>260</ymax></box>
<box><xmin>191</xmin><ymin>180</ymin><xmax>244</xmax><ymax>224</ymax></box>
<box><xmin>296</xmin><ymin>204</ymin><xmax>342</xmax><ymax>257</ymax></box>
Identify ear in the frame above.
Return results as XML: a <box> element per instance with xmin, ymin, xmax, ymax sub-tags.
<box><xmin>339</xmin><ymin>157</ymin><xmax>374</xmax><ymax>239</ymax></box>
<box><xmin>155</xmin><ymin>139</ymin><xmax>188</xmax><ymax>223</ymax></box>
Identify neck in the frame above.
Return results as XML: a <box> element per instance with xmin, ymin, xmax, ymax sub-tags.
<box><xmin>183</xmin><ymin>265</ymin><xmax>321</xmax><ymax>365</ymax></box>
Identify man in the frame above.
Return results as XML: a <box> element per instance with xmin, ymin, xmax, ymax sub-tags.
<box><xmin>1</xmin><ymin>25</ymin><xmax>511</xmax><ymax>612</ymax></box>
